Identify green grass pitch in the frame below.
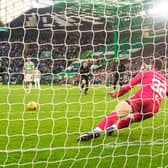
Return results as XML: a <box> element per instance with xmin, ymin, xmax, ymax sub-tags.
<box><xmin>0</xmin><ymin>85</ymin><xmax>168</xmax><ymax>168</ymax></box>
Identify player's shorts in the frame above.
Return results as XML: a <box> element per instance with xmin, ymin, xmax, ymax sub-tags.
<box><xmin>126</xmin><ymin>94</ymin><xmax>160</xmax><ymax>122</ymax></box>
<box><xmin>81</xmin><ymin>75</ymin><xmax>89</xmax><ymax>85</ymax></box>
<box><xmin>24</xmin><ymin>74</ymin><xmax>32</xmax><ymax>82</ymax></box>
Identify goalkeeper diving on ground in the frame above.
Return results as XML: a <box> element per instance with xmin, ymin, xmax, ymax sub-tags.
<box><xmin>78</xmin><ymin>59</ymin><xmax>168</xmax><ymax>141</ymax></box>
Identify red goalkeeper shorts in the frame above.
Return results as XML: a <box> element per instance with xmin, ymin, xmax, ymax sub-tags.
<box><xmin>126</xmin><ymin>94</ymin><xmax>160</xmax><ymax>122</ymax></box>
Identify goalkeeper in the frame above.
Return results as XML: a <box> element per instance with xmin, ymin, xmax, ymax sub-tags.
<box><xmin>78</xmin><ymin>59</ymin><xmax>168</xmax><ymax>141</ymax></box>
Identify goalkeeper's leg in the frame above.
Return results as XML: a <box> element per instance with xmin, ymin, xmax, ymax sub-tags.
<box><xmin>100</xmin><ymin>111</ymin><xmax>152</xmax><ymax>136</ymax></box>
<box><xmin>105</xmin><ymin>116</ymin><xmax>133</xmax><ymax>136</ymax></box>
<box><xmin>117</xmin><ymin>98</ymin><xmax>159</xmax><ymax>130</ymax></box>
<box><xmin>116</xmin><ymin>111</ymin><xmax>155</xmax><ymax>130</ymax></box>
<box><xmin>78</xmin><ymin>101</ymin><xmax>133</xmax><ymax>141</ymax></box>
<box><xmin>113</xmin><ymin>99</ymin><xmax>158</xmax><ymax>132</ymax></box>
<box><xmin>95</xmin><ymin>101</ymin><xmax>132</xmax><ymax>131</ymax></box>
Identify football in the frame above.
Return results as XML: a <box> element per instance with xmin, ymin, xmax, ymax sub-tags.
<box><xmin>27</xmin><ymin>101</ymin><xmax>37</xmax><ymax>110</ymax></box>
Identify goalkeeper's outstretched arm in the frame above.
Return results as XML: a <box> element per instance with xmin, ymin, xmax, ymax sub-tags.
<box><xmin>112</xmin><ymin>71</ymin><xmax>143</xmax><ymax>97</ymax></box>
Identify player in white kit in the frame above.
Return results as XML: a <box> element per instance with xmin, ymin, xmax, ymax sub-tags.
<box><xmin>34</xmin><ymin>67</ymin><xmax>41</xmax><ymax>89</ymax></box>
<box><xmin>24</xmin><ymin>57</ymin><xmax>34</xmax><ymax>93</ymax></box>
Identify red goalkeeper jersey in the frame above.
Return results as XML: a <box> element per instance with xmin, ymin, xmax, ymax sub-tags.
<box><xmin>113</xmin><ymin>70</ymin><xmax>168</xmax><ymax>106</ymax></box>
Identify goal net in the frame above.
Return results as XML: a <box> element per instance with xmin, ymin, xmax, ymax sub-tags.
<box><xmin>0</xmin><ymin>0</ymin><xmax>168</xmax><ymax>167</ymax></box>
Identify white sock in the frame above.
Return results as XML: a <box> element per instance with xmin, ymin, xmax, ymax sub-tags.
<box><xmin>108</xmin><ymin>124</ymin><xmax>117</xmax><ymax>130</ymax></box>
<box><xmin>94</xmin><ymin>127</ymin><xmax>102</xmax><ymax>132</ymax></box>
<box><xmin>38</xmin><ymin>82</ymin><xmax>40</xmax><ymax>89</ymax></box>
<box><xmin>112</xmin><ymin>124</ymin><xmax>116</xmax><ymax>129</ymax></box>
<box><xmin>29</xmin><ymin>83</ymin><xmax>32</xmax><ymax>92</ymax></box>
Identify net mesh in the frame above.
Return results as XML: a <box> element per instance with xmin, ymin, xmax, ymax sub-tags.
<box><xmin>0</xmin><ymin>0</ymin><xmax>168</xmax><ymax>167</ymax></box>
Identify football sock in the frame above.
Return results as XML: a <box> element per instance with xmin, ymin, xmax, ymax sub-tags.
<box><xmin>85</xmin><ymin>87</ymin><xmax>88</xmax><ymax>93</ymax></box>
<box><xmin>38</xmin><ymin>81</ymin><xmax>40</xmax><ymax>89</ymax></box>
<box><xmin>117</xmin><ymin>117</ymin><xmax>131</xmax><ymax>129</ymax></box>
<box><xmin>81</xmin><ymin>84</ymin><xmax>84</xmax><ymax>89</ymax></box>
<box><xmin>94</xmin><ymin>127</ymin><xmax>102</xmax><ymax>132</ymax></box>
<box><xmin>97</xmin><ymin>112</ymin><xmax>119</xmax><ymax>130</ymax></box>
<box><xmin>29</xmin><ymin>83</ymin><xmax>32</xmax><ymax>92</ymax></box>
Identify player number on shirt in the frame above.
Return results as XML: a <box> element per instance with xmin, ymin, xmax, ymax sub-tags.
<box><xmin>151</xmin><ymin>78</ymin><xmax>166</xmax><ymax>98</ymax></box>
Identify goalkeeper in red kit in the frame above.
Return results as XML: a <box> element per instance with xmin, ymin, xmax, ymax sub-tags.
<box><xmin>78</xmin><ymin>59</ymin><xmax>168</xmax><ymax>141</ymax></box>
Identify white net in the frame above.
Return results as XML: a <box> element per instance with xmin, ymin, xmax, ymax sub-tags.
<box><xmin>0</xmin><ymin>0</ymin><xmax>168</xmax><ymax>167</ymax></box>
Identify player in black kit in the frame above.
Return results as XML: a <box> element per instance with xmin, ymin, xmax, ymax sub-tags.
<box><xmin>80</xmin><ymin>61</ymin><xmax>90</xmax><ymax>95</ymax></box>
<box><xmin>106</xmin><ymin>61</ymin><xmax>126</xmax><ymax>97</ymax></box>
<box><xmin>113</xmin><ymin>62</ymin><xmax>126</xmax><ymax>90</ymax></box>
